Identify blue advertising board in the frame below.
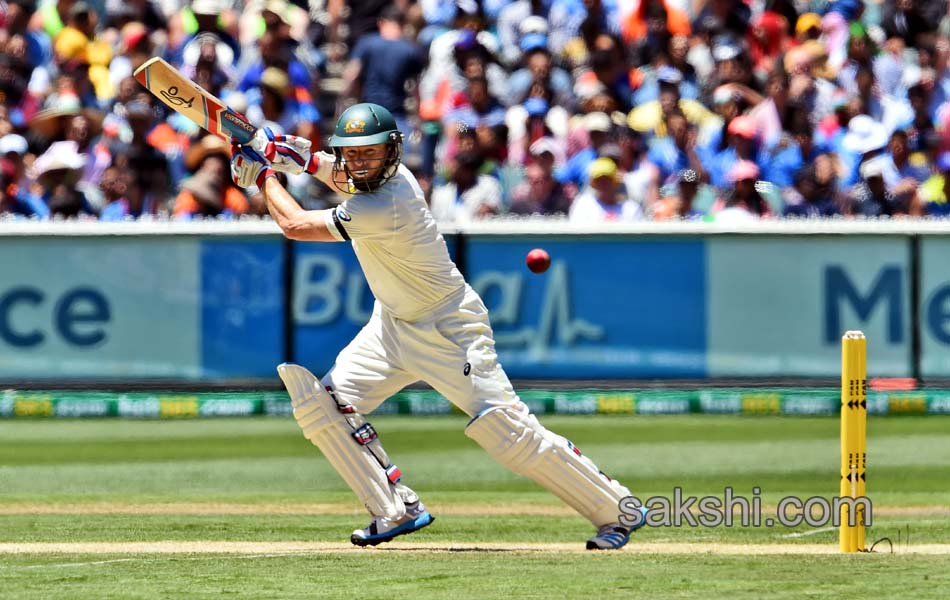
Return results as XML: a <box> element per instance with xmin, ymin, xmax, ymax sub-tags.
<box><xmin>465</xmin><ymin>237</ymin><xmax>706</xmax><ymax>378</ymax></box>
<box><xmin>0</xmin><ymin>237</ymin><xmax>284</xmax><ymax>379</ymax></box>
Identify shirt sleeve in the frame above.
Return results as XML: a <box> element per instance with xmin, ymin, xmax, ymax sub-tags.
<box><xmin>323</xmin><ymin>196</ymin><xmax>395</xmax><ymax>243</ymax></box>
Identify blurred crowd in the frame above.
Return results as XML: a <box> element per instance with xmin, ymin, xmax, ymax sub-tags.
<box><xmin>5</xmin><ymin>0</ymin><xmax>950</xmax><ymax>222</ymax></box>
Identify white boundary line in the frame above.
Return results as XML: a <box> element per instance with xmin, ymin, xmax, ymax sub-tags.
<box><xmin>2</xmin><ymin>541</ymin><xmax>949</xmax><ymax>556</ymax></box>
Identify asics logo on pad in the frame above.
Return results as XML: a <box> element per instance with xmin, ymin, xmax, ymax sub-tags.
<box><xmin>463</xmin><ymin>362</ymin><xmax>471</xmax><ymax>376</ymax></box>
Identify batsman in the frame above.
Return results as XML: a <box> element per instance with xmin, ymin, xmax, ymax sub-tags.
<box><xmin>230</xmin><ymin>103</ymin><xmax>645</xmax><ymax>550</ymax></box>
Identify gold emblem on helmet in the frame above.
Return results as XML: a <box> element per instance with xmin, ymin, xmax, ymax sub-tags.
<box><xmin>344</xmin><ymin>119</ymin><xmax>366</xmax><ymax>134</ymax></box>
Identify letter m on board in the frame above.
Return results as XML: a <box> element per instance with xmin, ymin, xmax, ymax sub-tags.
<box><xmin>824</xmin><ymin>266</ymin><xmax>903</xmax><ymax>344</ymax></box>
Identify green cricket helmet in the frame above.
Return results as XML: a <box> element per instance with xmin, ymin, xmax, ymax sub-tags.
<box><xmin>328</xmin><ymin>102</ymin><xmax>404</xmax><ymax>193</ymax></box>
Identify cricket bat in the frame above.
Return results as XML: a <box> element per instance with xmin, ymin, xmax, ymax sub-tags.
<box><xmin>133</xmin><ymin>57</ymin><xmax>257</xmax><ymax>144</ymax></box>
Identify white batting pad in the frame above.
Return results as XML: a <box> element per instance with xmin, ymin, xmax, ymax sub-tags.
<box><xmin>277</xmin><ymin>363</ymin><xmax>407</xmax><ymax>520</ymax></box>
<box><xmin>465</xmin><ymin>404</ymin><xmax>632</xmax><ymax>527</ymax></box>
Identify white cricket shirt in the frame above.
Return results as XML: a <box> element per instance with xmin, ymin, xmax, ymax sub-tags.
<box><xmin>323</xmin><ymin>164</ymin><xmax>467</xmax><ymax>322</ymax></box>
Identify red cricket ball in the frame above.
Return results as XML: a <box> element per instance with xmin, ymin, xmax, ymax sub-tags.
<box><xmin>526</xmin><ymin>248</ymin><xmax>551</xmax><ymax>274</ymax></box>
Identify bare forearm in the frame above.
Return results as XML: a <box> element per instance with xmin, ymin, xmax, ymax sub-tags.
<box><xmin>263</xmin><ymin>177</ymin><xmax>337</xmax><ymax>241</ymax></box>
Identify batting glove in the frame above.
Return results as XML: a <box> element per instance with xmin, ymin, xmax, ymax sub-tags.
<box><xmin>248</xmin><ymin>127</ymin><xmax>319</xmax><ymax>176</ymax></box>
<box><xmin>230</xmin><ymin>145</ymin><xmax>276</xmax><ymax>189</ymax></box>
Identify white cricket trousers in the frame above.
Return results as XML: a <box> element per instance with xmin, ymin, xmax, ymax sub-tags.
<box><xmin>322</xmin><ymin>285</ymin><xmax>522</xmax><ymax>417</ymax></box>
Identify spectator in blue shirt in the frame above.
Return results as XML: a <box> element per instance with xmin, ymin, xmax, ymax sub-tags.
<box><xmin>555</xmin><ymin>111</ymin><xmax>612</xmax><ymax>190</ymax></box>
<box><xmin>646</xmin><ymin>109</ymin><xmax>705</xmax><ymax>184</ymax></box>
<box><xmin>506</xmin><ymin>33</ymin><xmax>575</xmax><ymax>109</ymax></box>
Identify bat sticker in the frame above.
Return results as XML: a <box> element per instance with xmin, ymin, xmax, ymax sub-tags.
<box><xmin>160</xmin><ymin>86</ymin><xmax>194</xmax><ymax>108</ymax></box>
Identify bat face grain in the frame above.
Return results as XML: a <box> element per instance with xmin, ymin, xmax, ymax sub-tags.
<box><xmin>133</xmin><ymin>57</ymin><xmax>256</xmax><ymax>144</ymax></box>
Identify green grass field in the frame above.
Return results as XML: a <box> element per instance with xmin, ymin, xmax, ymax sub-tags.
<box><xmin>1</xmin><ymin>414</ymin><xmax>949</xmax><ymax>599</ymax></box>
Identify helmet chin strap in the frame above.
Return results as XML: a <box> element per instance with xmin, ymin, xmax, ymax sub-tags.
<box><xmin>332</xmin><ymin>137</ymin><xmax>404</xmax><ymax>194</ymax></box>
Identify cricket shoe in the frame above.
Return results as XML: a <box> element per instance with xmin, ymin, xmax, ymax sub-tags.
<box><xmin>586</xmin><ymin>506</ymin><xmax>649</xmax><ymax>550</ymax></box>
<box><xmin>350</xmin><ymin>502</ymin><xmax>435</xmax><ymax>547</ymax></box>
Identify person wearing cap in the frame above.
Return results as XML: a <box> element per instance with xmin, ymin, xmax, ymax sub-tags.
<box><xmin>167</xmin><ymin>0</ymin><xmax>240</xmax><ymax>69</ymax></box>
<box><xmin>497</xmin><ymin>5</ymin><xmax>551</xmax><ymax>68</ymax></box>
<box><xmin>918</xmin><ymin>152</ymin><xmax>950</xmax><ymax>216</ymax></box>
<box><xmin>631</xmin><ymin>62</ymin><xmax>698</xmax><ymax>107</ymax></box>
<box><xmin>174</xmin><ymin>135</ymin><xmax>249</xmax><ymax>219</ymax></box>
<box><xmin>251</xmin><ymin>66</ymin><xmax>318</xmax><ymax>142</ymax></box>
<box><xmin>705</xmin><ymin>114</ymin><xmax>767</xmax><ymax>189</ymax></box>
<box><xmin>506</xmin><ymin>33</ymin><xmax>575</xmax><ymax>109</ymax></box>
<box><xmin>26</xmin><ymin>139</ymin><xmax>94</xmax><ymax>218</ymax></box>
<box><xmin>836</xmin><ymin>114</ymin><xmax>892</xmax><ymax>190</ymax></box>
<box><xmin>569</xmin><ymin>156</ymin><xmax>642</xmax><ymax>223</ymax></box>
<box><xmin>713</xmin><ymin>159</ymin><xmax>766</xmax><ymax>222</ymax></box>
<box><xmin>748</xmin><ymin>11</ymin><xmax>788</xmax><ymax>80</ymax></box>
<box><xmin>506</xmin><ymin>96</ymin><xmax>561</xmax><ymax>167</ymax></box>
<box><xmin>0</xmin><ymin>133</ymin><xmax>44</xmax><ymax>218</ymax></box>
<box><xmin>795</xmin><ymin>13</ymin><xmax>823</xmax><ymax>43</ymax></box>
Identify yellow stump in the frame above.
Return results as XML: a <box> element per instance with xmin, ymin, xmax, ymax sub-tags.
<box><xmin>840</xmin><ymin>331</ymin><xmax>867</xmax><ymax>553</ymax></box>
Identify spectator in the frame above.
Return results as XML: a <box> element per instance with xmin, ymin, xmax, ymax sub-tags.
<box><xmin>621</xmin><ymin>0</ymin><xmax>690</xmax><ymax>50</ymax></box>
<box><xmin>342</xmin><ymin>5</ymin><xmax>424</xmax><ymax>140</ymax></box>
<box><xmin>498</xmin><ymin>10</ymin><xmax>550</xmax><ymax>69</ymax></box>
<box><xmin>506</xmin><ymin>33</ymin><xmax>574</xmax><ymax>109</ymax></box>
<box><xmin>794</xmin><ymin>13</ymin><xmax>823</xmax><ymax>45</ymax></box>
<box><xmin>706</xmin><ymin>114</ymin><xmax>765</xmax><ymax>189</ymax></box>
<box><xmin>245</xmin><ymin>67</ymin><xmax>319</xmax><ymax>142</ymax></box>
<box><xmin>27</xmin><ymin>139</ymin><xmax>93</xmax><ymax>218</ymax></box>
<box><xmin>850</xmin><ymin>155</ymin><xmax>911</xmax><ymax>217</ymax></box>
<box><xmin>3</xmin><ymin>0</ymin><xmax>52</xmax><ymax>69</ymax></box>
<box><xmin>108</xmin><ymin>100</ymin><xmax>172</xmax><ymax>213</ymax></box>
<box><xmin>0</xmin><ymin>133</ymin><xmax>44</xmax><ymax>217</ymax></box>
<box><xmin>784</xmin><ymin>154</ymin><xmax>844</xmax><ymax>217</ymax></box>
<box><xmin>429</xmin><ymin>150</ymin><xmax>502</xmax><ymax>223</ymax></box>
<box><xmin>652</xmin><ymin>168</ymin><xmax>706</xmax><ymax>220</ymax></box>
<box><xmin>174</xmin><ymin>135</ymin><xmax>248</xmax><ymax>219</ymax></box>
<box><xmin>617</xmin><ymin>128</ymin><xmax>658</xmax><ymax>211</ymax></box>
<box><xmin>547</xmin><ymin>0</ymin><xmax>622</xmax><ymax>58</ymax></box>
<box><xmin>883</xmin><ymin>0</ymin><xmax>929</xmax><ymax>49</ymax></box>
<box><xmin>692</xmin><ymin>0</ymin><xmax>751</xmax><ymax>39</ymax></box>
<box><xmin>627</xmin><ymin>66</ymin><xmax>718</xmax><ymax>139</ymax></box>
<box><xmin>556</xmin><ymin>111</ymin><xmax>611</xmax><ymax>191</ymax></box>
<box><xmin>569</xmin><ymin>157</ymin><xmax>641</xmax><ymax>223</ymax></box>
<box><xmin>713</xmin><ymin>160</ymin><xmax>765</xmax><ymax>222</ymax></box>
<box><xmin>509</xmin><ymin>161</ymin><xmax>571</xmax><ymax>216</ymax></box>
<box><xmin>647</xmin><ymin>109</ymin><xmax>706</xmax><ymax>185</ymax></box>
<box><xmin>882</xmin><ymin>130</ymin><xmax>930</xmax><ymax>191</ymax></box>
<box><xmin>98</xmin><ymin>166</ymin><xmax>155</xmax><ymax>220</ymax></box>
